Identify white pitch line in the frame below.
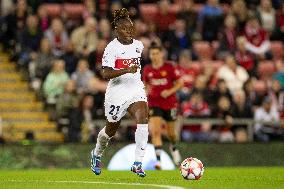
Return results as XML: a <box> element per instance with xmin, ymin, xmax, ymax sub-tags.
<box><xmin>3</xmin><ymin>180</ymin><xmax>185</xmax><ymax>189</ymax></box>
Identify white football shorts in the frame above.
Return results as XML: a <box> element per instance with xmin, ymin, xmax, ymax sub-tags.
<box><xmin>104</xmin><ymin>90</ymin><xmax>147</xmax><ymax>122</ymax></box>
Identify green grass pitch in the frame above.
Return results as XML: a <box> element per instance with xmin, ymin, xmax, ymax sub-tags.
<box><xmin>1</xmin><ymin>168</ymin><xmax>284</xmax><ymax>189</ymax></box>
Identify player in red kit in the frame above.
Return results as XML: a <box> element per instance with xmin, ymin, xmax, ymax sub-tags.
<box><xmin>143</xmin><ymin>42</ymin><xmax>183</xmax><ymax>169</ymax></box>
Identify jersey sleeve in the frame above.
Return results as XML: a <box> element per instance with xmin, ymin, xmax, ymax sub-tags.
<box><xmin>102</xmin><ymin>44</ymin><xmax>115</xmax><ymax>68</ymax></box>
<box><xmin>171</xmin><ymin>64</ymin><xmax>181</xmax><ymax>80</ymax></box>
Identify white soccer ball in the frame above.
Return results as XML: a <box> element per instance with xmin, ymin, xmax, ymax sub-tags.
<box><xmin>180</xmin><ymin>157</ymin><xmax>204</xmax><ymax>180</ymax></box>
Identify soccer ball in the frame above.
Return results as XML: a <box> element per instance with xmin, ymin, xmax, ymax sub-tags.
<box><xmin>180</xmin><ymin>157</ymin><xmax>204</xmax><ymax>180</ymax></box>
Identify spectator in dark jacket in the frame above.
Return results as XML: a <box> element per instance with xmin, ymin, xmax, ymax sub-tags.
<box><xmin>212</xmin><ymin>96</ymin><xmax>235</xmax><ymax>142</ymax></box>
<box><xmin>18</xmin><ymin>15</ymin><xmax>43</xmax><ymax>67</ymax></box>
<box><xmin>231</xmin><ymin>89</ymin><xmax>252</xmax><ymax>142</ymax></box>
<box><xmin>197</xmin><ymin>0</ymin><xmax>223</xmax><ymax>41</ymax></box>
<box><xmin>61</xmin><ymin>41</ymin><xmax>79</xmax><ymax>75</ymax></box>
<box><xmin>162</xmin><ymin>18</ymin><xmax>192</xmax><ymax>60</ymax></box>
<box><xmin>209</xmin><ymin>79</ymin><xmax>232</xmax><ymax>107</ymax></box>
<box><xmin>37</xmin><ymin>5</ymin><xmax>50</xmax><ymax>32</ymax></box>
<box><xmin>231</xmin><ymin>89</ymin><xmax>253</xmax><ymax>118</ymax></box>
<box><xmin>3</xmin><ymin>0</ymin><xmax>28</xmax><ymax>49</ymax></box>
<box><xmin>176</xmin><ymin>0</ymin><xmax>198</xmax><ymax>36</ymax></box>
<box><xmin>56</xmin><ymin>80</ymin><xmax>79</xmax><ymax>132</ymax></box>
<box><xmin>68</xmin><ymin>94</ymin><xmax>96</xmax><ymax>143</ymax></box>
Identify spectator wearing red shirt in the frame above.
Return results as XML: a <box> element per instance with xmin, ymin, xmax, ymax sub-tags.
<box><xmin>244</xmin><ymin>16</ymin><xmax>272</xmax><ymax>60</ymax></box>
<box><xmin>153</xmin><ymin>0</ymin><xmax>176</xmax><ymax>34</ymax></box>
<box><xmin>143</xmin><ymin>42</ymin><xmax>183</xmax><ymax>169</ymax></box>
<box><xmin>182</xmin><ymin>92</ymin><xmax>211</xmax><ymax>118</ymax></box>
<box><xmin>176</xmin><ymin>50</ymin><xmax>198</xmax><ymax>102</ymax></box>
<box><xmin>181</xmin><ymin>92</ymin><xmax>213</xmax><ymax>142</ymax></box>
<box><xmin>235</xmin><ymin>36</ymin><xmax>256</xmax><ymax>76</ymax></box>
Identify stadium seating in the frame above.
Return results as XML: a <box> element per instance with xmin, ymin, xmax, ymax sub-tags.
<box><xmin>139</xmin><ymin>3</ymin><xmax>230</xmax><ymax>23</ymax></box>
<box><xmin>62</xmin><ymin>3</ymin><xmax>84</xmax><ymax>19</ymax></box>
<box><xmin>0</xmin><ymin>53</ymin><xmax>63</xmax><ymax>142</ymax></box>
<box><xmin>40</xmin><ymin>3</ymin><xmax>84</xmax><ymax>19</ymax></box>
<box><xmin>41</xmin><ymin>3</ymin><xmax>61</xmax><ymax>18</ymax></box>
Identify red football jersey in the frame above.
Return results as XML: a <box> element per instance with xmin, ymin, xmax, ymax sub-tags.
<box><xmin>143</xmin><ymin>62</ymin><xmax>181</xmax><ymax>110</ymax></box>
<box><xmin>244</xmin><ymin>26</ymin><xmax>268</xmax><ymax>47</ymax></box>
<box><xmin>176</xmin><ymin>65</ymin><xmax>198</xmax><ymax>89</ymax></box>
<box><xmin>235</xmin><ymin>50</ymin><xmax>254</xmax><ymax>71</ymax></box>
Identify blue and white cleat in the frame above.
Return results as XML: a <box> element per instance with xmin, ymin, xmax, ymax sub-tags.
<box><xmin>91</xmin><ymin>150</ymin><xmax>102</xmax><ymax>175</ymax></box>
<box><xmin>131</xmin><ymin>162</ymin><xmax>146</xmax><ymax>177</ymax></box>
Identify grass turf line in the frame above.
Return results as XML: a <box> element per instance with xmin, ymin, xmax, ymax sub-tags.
<box><xmin>0</xmin><ymin>167</ymin><xmax>284</xmax><ymax>189</ymax></box>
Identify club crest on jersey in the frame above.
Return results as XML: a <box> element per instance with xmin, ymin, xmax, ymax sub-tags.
<box><xmin>160</xmin><ymin>71</ymin><xmax>167</xmax><ymax>77</ymax></box>
<box><xmin>136</xmin><ymin>48</ymin><xmax>141</xmax><ymax>53</ymax></box>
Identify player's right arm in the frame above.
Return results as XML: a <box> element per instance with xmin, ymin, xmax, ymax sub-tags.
<box><xmin>101</xmin><ymin>43</ymin><xmax>138</xmax><ymax>80</ymax></box>
<box><xmin>101</xmin><ymin>66</ymin><xmax>138</xmax><ymax>80</ymax></box>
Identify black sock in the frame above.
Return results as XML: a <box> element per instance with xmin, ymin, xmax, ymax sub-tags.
<box><xmin>170</xmin><ymin>143</ymin><xmax>177</xmax><ymax>151</ymax></box>
<box><xmin>155</xmin><ymin>146</ymin><xmax>162</xmax><ymax>161</ymax></box>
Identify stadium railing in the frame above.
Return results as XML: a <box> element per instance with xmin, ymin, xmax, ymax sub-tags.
<box><xmin>93</xmin><ymin>118</ymin><xmax>284</xmax><ymax>142</ymax></box>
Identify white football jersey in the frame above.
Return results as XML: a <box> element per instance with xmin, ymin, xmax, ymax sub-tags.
<box><xmin>102</xmin><ymin>38</ymin><xmax>146</xmax><ymax>104</ymax></box>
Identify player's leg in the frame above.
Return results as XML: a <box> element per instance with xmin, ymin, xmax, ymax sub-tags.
<box><xmin>165</xmin><ymin>109</ymin><xmax>181</xmax><ymax>166</ymax></box>
<box><xmin>149</xmin><ymin>108</ymin><xmax>164</xmax><ymax>169</ymax></box>
<box><xmin>91</xmin><ymin>120</ymin><xmax>120</xmax><ymax>175</ymax></box>
<box><xmin>128</xmin><ymin>101</ymin><xmax>149</xmax><ymax>177</ymax></box>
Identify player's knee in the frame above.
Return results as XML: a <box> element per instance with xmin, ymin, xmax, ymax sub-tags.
<box><xmin>168</xmin><ymin>133</ymin><xmax>177</xmax><ymax>142</ymax></box>
<box><xmin>108</xmin><ymin>130</ymin><xmax>117</xmax><ymax>137</ymax></box>
<box><xmin>105</xmin><ymin>129</ymin><xmax>116</xmax><ymax>137</ymax></box>
<box><xmin>151</xmin><ymin>130</ymin><xmax>160</xmax><ymax>138</ymax></box>
<box><xmin>105</xmin><ymin>124</ymin><xmax>118</xmax><ymax>137</ymax></box>
<box><xmin>135</xmin><ymin>112</ymin><xmax>148</xmax><ymax>124</ymax></box>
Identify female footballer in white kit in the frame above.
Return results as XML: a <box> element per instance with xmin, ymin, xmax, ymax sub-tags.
<box><xmin>90</xmin><ymin>8</ymin><xmax>149</xmax><ymax>177</ymax></box>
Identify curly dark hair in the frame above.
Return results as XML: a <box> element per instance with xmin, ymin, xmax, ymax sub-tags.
<box><xmin>111</xmin><ymin>8</ymin><xmax>130</xmax><ymax>27</ymax></box>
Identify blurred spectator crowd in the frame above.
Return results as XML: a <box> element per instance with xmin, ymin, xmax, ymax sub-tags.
<box><xmin>0</xmin><ymin>0</ymin><xmax>283</xmax><ymax>143</ymax></box>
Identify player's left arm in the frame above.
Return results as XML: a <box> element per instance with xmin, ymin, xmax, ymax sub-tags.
<box><xmin>161</xmin><ymin>65</ymin><xmax>183</xmax><ymax>98</ymax></box>
<box><xmin>161</xmin><ymin>79</ymin><xmax>183</xmax><ymax>98</ymax></box>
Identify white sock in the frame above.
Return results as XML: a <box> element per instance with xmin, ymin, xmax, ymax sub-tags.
<box><xmin>93</xmin><ymin>127</ymin><xmax>111</xmax><ymax>157</ymax></box>
<box><xmin>135</xmin><ymin>124</ymin><xmax>149</xmax><ymax>162</ymax></box>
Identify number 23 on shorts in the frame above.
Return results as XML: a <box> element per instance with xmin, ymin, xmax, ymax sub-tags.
<box><xmin>109</xmin><ymin>105</ymin><xmax>120</xmax><ymax>116</ymax></box>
